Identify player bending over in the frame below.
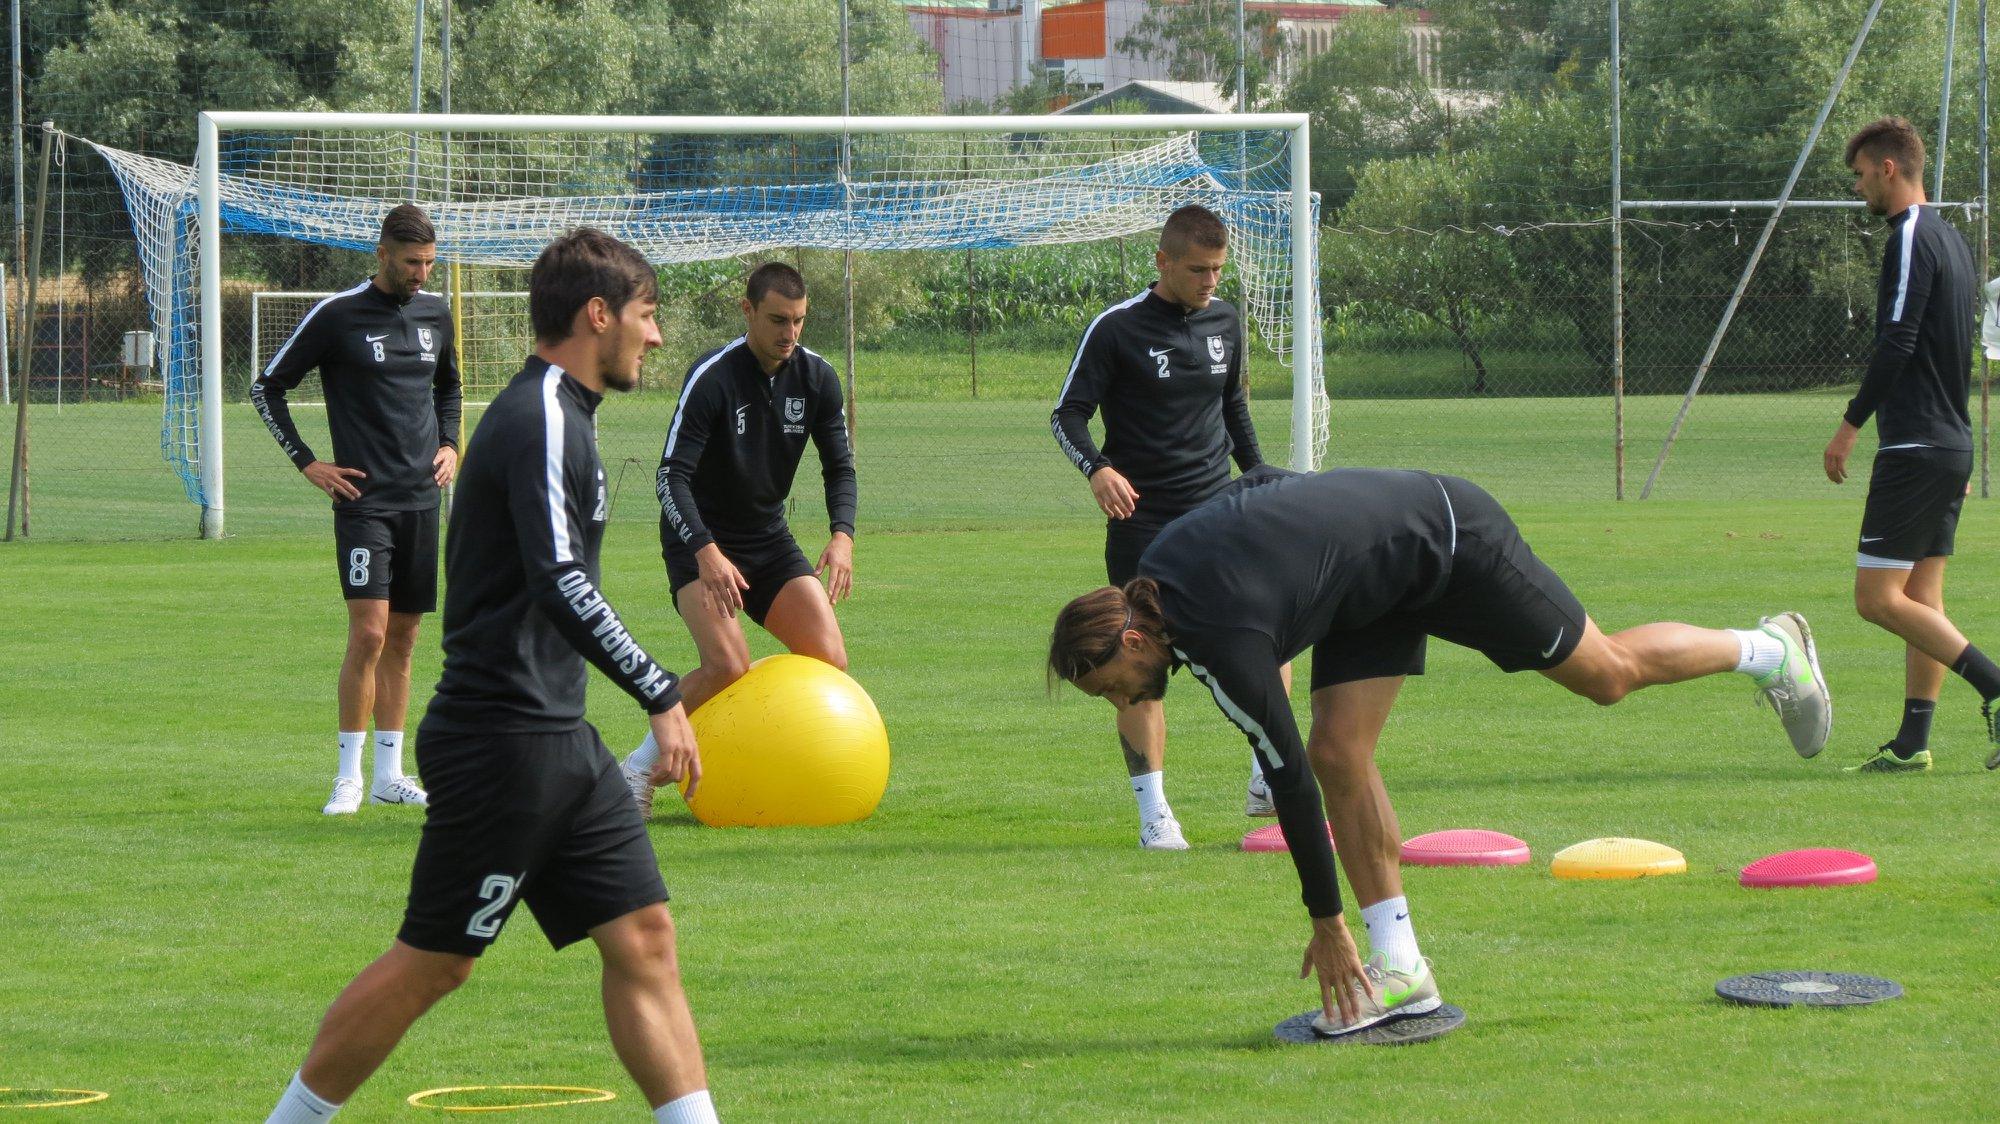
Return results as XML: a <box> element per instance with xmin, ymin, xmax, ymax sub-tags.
<box><xmin>265</xmin><ymin>230</ymin><xmax>719</xmax><ymax>1124</ymax></box>
<box><xmin>1048</xmin><ymin>466</ymin><xmax>1830</xmax><ymax>1036</ymax></box>
<box><xmin>623</xmin><ymin>262</ymin><xmax>858</xmax><ymax>816</ymax></box>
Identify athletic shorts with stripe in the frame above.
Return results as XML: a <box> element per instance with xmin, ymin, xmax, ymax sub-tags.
<box><xmin>398</xmin><ymin>723</ymin><xmax>667</xmax><ymax>957</ymax></box>
<box><xmin>1308</xmin><ymin>477</ymin><xmax>1588</xmax><ymax>689</ymax></box>
<box><xmin>1857</xmin><ymin>447</ymin><xmax>1973</xmax><ymax>568</ymax></box>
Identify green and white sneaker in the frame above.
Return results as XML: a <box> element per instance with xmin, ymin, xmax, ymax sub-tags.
<box><xmin>1311</xmin><ymin>954</ymin><xmax>1442</xmax><ymax>1037</ymax></box>
<box><xmin>1844</xmin><ymin>744</ymin><xmax>1932</xmax><ymax>773</ymax></box>
<box><xmin>1754</xmin><ymin>612</ymin><xmax>1832</xmax><ymax>758</ymax></box>
<box><xmin>1983</xmin><ymin>700</ymin><xmax>2000</xmax><ymax>771</ymax></box>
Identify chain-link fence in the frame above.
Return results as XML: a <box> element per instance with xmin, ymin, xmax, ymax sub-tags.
<box><xmin>5</xmin><ymin>1</ymin><xmax>1993</xmax><ymax>541</ymax></box>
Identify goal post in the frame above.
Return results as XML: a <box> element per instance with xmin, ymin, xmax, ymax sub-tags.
<box><xmin>155</xmin><ymin>111</ymin><xmax>1323</xmax><ymax>538</ymax></box>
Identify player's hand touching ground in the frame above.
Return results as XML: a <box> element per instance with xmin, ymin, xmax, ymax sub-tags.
<box><xmin>646</xmin><ymin>703</ymin><xmax>702</xmax><ymax>799</ymax></box>
<box><xmin>1089</xmin><ymin>464</ymin><xmax>1140</xmax><ymax>520</ymax></box>
<box><xmin>1302</xmin><ymin>914</ymin><xmax>1374</xmax><ymax>1028</ymax></box>
<box><xmin>302</xmin><ymin>460</ymin><xmax>366</xmax><ymax>501</ymax></box>
<box><xmin>817</xmin><ymin>531</ymin><xmax>854</xmax><ymax>604</ymax></box>
<box><xmin>433</xmin><ymin>445</ymin><xmax>459</xmax><ymax>487</ymax></box>
<box><xmin>1824</xmin><ymin>421</ymin><xmax>1860</xmax><ymax>484</ymax></box>
<box><xmin>695</xmin><ymin>543</ymin><xmax>750</xmax><ymax>619</ymax></box>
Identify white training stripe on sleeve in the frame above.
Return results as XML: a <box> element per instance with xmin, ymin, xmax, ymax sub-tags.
<box><xmin>1433</xmin><ymin>476</ymin><xmax>1458</xmax><ymax>556</ymax></box>
<box><xmin>1175</xmin><ymin>646</ymin><xmax>1284</xmax><ymax>772</ymax></box>
<box><xmin>662</xmin><ymin>338</ymin><xmax>745</xmax><ymax>462</ymax></box>
<box><xmin>1890</xmin><ymin>208</ymin><xmax>1920</xmax><ymax>322</ymax></box>
<box><xmin>542</xmin><ymin>364</ymin><xmax>574</xmax><ymax>564</ymax></box>
<box><xmin>1055</xmin><ymin>290</ymin><xmax>1149</xmax><ymax>403</ymax></box>
<box><xmin>260</xmin><ymin>281</ymin><xmax>370</xmax><ymax>380</ymax></box>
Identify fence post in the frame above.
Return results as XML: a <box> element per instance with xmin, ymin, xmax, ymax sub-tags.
<box><xmin>6</xmin><ymin>121</ymin><xmax>51</xmax><ymax>540</ymax></box>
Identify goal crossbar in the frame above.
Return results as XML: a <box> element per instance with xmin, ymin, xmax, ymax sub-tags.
<box><xmin>185</xmin><ymin>111</ymin><xmax>1317</xmax><ymax>539</ymax></box>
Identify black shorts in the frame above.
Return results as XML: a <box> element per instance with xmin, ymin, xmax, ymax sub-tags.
<box><xmin>398</xmin><ymin>724</ymin><xmax>667</xmax><ymax>957</ymax></box>
<box><xmin>1105</xmin><ymin>516</ymin><xmax>1174</xmax><ymax>586</ymax></box>
<box><xmin>1858</xmin><ymin>447</ymin><xmax>1973</xmax><ymax>567</ymax></box>
<box><xmin>1310</xmin><ymin>477</ymin><xmax>1588</xmax><ymax>689</ymax></box>
<box><xmin>664</xmin><ymin>527</ymin><xmax>816</xmax><ymax>626</ymax></box>
<box><xmin>333</xmin><ymin>506</ymin><xmax>439</xmax><ymax>613</ymax></box>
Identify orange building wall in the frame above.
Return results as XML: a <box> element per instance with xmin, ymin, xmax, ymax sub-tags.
<box><xmin>1041</xmin><ymin>1</ymin><xmax>1107</xmax><ymax>61</ymax></box>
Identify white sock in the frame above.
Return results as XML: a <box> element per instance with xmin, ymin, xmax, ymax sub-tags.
<box><xmin>372</xmin><ymin>731</ymin><xmax>405</xmax><ymax>785</ymax></box>
<box><xmin>336</xmin><ymin>732</ymin><xmax>366</xmax><ymax>782</ymax></box>
<box><xmin>1359</xmin><ymin>896</ymin><xmax>1422</xmax><ymax>973</ymax></box>
<box><xmin>655</xmin><ymin>1089</ymin><xmax>718</xmax><ymax>1124</ymax></box>
<box><xmin>626</xmin><ymin>731</ymin><xmax>660</xmax><ymax>773</ymax></box>
<box><xmin>1131</xmin><ymin>771</ymin><xmax>1170</xmax><ymax>823</ymax></box>
<box><xmin>267</xmin><ymin>1071</ymin><xmax>341</xmax><ymax>1122</ymax></box>
<box><xmin>1731</xmin><ymin>628</ymin><xmax>1785</xmax><ymax>678</ymax></box>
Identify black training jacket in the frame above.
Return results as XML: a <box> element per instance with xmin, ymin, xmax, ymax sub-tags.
<box><xmin>423</xmin><ymin>358</ymin><xmax>682</xmax><ymax>734</ymax></box>
<box><xmin>655</xmin><ymin>337</ymin><xmax>857</xmax><ymax>551</ymax></box>
<box><xmin>1140</xmin><ymin>467</ymin><xmax>1465</xmax><ymax>919</ymax></box>
<box><xmin>1845</xmin><ymin>204</ymin><xmax>1976</xmax><ymax>451</ymax></box>
<box><xmin>1050</xmin><ymin>287</ymin><xmax>1263</xmax><ymax>523</ymax></box>
<box><xmin>251</xmin><ymin>280</ymin><xmax>462</xmax><ymax>510</ymax></box>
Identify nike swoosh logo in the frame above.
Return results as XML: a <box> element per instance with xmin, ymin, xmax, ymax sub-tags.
<box><xmin>365</xmin><ymin>333</ymin><xmax>389</xmax><ymax>342</ymax></box>
<box><xmin>1381</xmin><ymin>980</ymin><xmax>1424</xmax><ymax>1006</ymax></box>
<box><xmin>1148</xmin><ymin>347</ymin><xmax>1173</xmax><ymax>357</ymax></box>
<box><xmin>1541</xmin><ymin>628</ymin><xmax>1565</xmax><ymax>659</ymax></box>
<box><xmin>1860</xmin><ymin>536</ymin><xmax>1885</xmax><ymax>542</ymax></box>
<box><xmin>1394</xmin><ymin>913</ymin><xmax>1408</xmax><ymax>921</ymax></box>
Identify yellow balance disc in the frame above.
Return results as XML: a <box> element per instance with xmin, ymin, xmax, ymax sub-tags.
<box><xmin>1550</xmin><ymin>837</ymin><xmax>1687</xmax><ymax>880</ymax></box>
<box><xmin>679</xmin><ymin>654</ymin><xmax>890</xmax><ymax>827</ymax></box>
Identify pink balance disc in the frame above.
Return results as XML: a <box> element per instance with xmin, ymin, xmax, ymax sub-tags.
<box><xmin>1739</xmin><ymin>848</ymin><xmax>1878</xmax><ymax>888</ymax></box>
<box><xmin>1241</xmin><ymin>822</ymin><xmax>1336</xmax><ymax>853</ymax></box>
<box><xmin>1400</xmin><ymin>829</ymin><xmax>1532</xmax><ymax>868</ymax></box>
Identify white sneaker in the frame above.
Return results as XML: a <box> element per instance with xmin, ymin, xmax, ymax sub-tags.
<box><xmin>1245</xmin><ymin>776</ymin><xmax>1276</xmax><ymax>817</ymax></box>
<box><xmin>369</xmin><ymin>775</ymin><xmax>428</xmax><ymax>807</ymax></box>
<box><xmin>623</xmin><ymin>759</ymin><xmax>656</xmax><ymax>820</ymax></box>
<box><xmin>322</xmin><ymin>776</ymin><xmax>364</xmax><ymax>815</ymax></box>
<box><xmin>1312</xmin><ymin>954</ymin><xmax>1443</xmax><ymax>1037</ymax></box>
<box><xmin>1139</xmin><ymin>814</ymin><xmax>1189</xmax><ymax>851</ymax></box>
<box><xmin>1754</xmin><ymin>611</ymin><xmax>1832</xmax><ymax>758</ymax></box>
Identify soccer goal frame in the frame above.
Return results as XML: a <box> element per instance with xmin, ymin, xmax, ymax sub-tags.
<box><xmin>192</xmin><ymin>111</ymin><xmax>1319</xmax><ymax>539</ymax></box>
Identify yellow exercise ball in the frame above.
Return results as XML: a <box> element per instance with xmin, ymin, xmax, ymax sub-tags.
<box><xmin>678</xmin><ymin>654</ymin><xmax>890</xmax><ymax>827</ymax></box>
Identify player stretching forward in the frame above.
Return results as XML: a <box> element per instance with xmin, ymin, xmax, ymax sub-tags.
<box><xmin>1051</xmin><ymin>204</ymin><xmax>1274</xmax><ymax>850</ymax></box>
<box><xmin>622</xmin><ymin>262</ymin><xmax>858</xmax><ymax>816</ymax></box>
<box><xmin>252</xmin><ymin>203</ymin><xmax>461</xmax><ymax>814</ymax></box>
<box><xmin>1048</xmin><ymin>466</ymin><xmax>1829</xmax><ymax>1035</ymax></box>
<box><xmin>1824</xmin><ymin>117</ymin><xmax>2000</xmax><ymax>773</ymax></box>
<box><xmin>265</xmin><ymin>230</ymin><xmax>719</xmax><ymax>1124</ymax></box>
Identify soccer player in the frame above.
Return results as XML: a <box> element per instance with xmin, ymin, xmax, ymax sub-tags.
<box><xmin>1051</xmin><ymin>204</ymin><xmax>1273</xmax><ymax>850</ymax></box>
<box><xmin>264</xmin><ymin>229</ymin><xmax>719</xmax><ymax>1124</ymax></box>
<box><xmin>252</xmin><ymin>204</ymin><xmax>462</xmax><ymax>814</ymax></box>
<box><xmin>1825</xmin><ymin>117</ymin><xmax>2000</xmax><ymax>773</ymax></box>
<box><xmin>1047</xmin><ymin>466</ymin><xmax>1830</xmax><ymax>1035</ymax></box>
<box><xmin>621</xmin><ymin>262</ymin><xmax>858</xmax><ymax>816</ymax></box>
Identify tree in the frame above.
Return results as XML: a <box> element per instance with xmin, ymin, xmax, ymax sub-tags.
<box><xmin>1116</xmin><ymin>0</ymin><xmax>1281</xmax><ymax>107</ymax></box>
<box><xmin>1321</xmin><ymin>153</ymin><xmax>1513</xmax><ymax>394</ymax></box>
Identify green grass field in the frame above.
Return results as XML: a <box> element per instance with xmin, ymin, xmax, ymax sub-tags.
<box><xmin>4</xmin><ymin>390</ymin><xmax>1999</xmax><ymax>1119</ymax></box>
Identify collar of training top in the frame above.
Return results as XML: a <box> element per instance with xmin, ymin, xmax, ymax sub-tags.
<box><xmin>522</xmin><ymin>355</ymin><xmax>604</xmax><ymax>412</ymax></box>
<box><xmin>364</xmin><ymin>279</ymin><xmax>421</xmax><ymax>307</ymax></box>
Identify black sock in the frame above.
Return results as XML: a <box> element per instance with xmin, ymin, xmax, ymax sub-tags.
<box><xmin>1950</xmin><ymin>644</ymin><xmax>2000</xmax><ymax>703</ymax></box>
<box><xmin>1889</xmin><ymin>699</ymin><xmax>1935</xmax><ymax>757</ymax></box>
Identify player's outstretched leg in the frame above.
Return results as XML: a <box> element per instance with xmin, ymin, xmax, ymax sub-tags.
<box><xmin>1848</xmin><ymin>560</ymin><xmax>2000</xmax><ymax>770</ymax></box>
<box><xmin>1541</xmin><ymin>614</ymin><xmax>1831</xmax><ymax>757</ymax></box>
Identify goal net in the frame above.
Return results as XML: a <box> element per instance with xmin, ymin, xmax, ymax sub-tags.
<box><xmin>89</xmin><ymin>113</ymin><xmax>1323</xmax><ymax>537</ymax></box>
